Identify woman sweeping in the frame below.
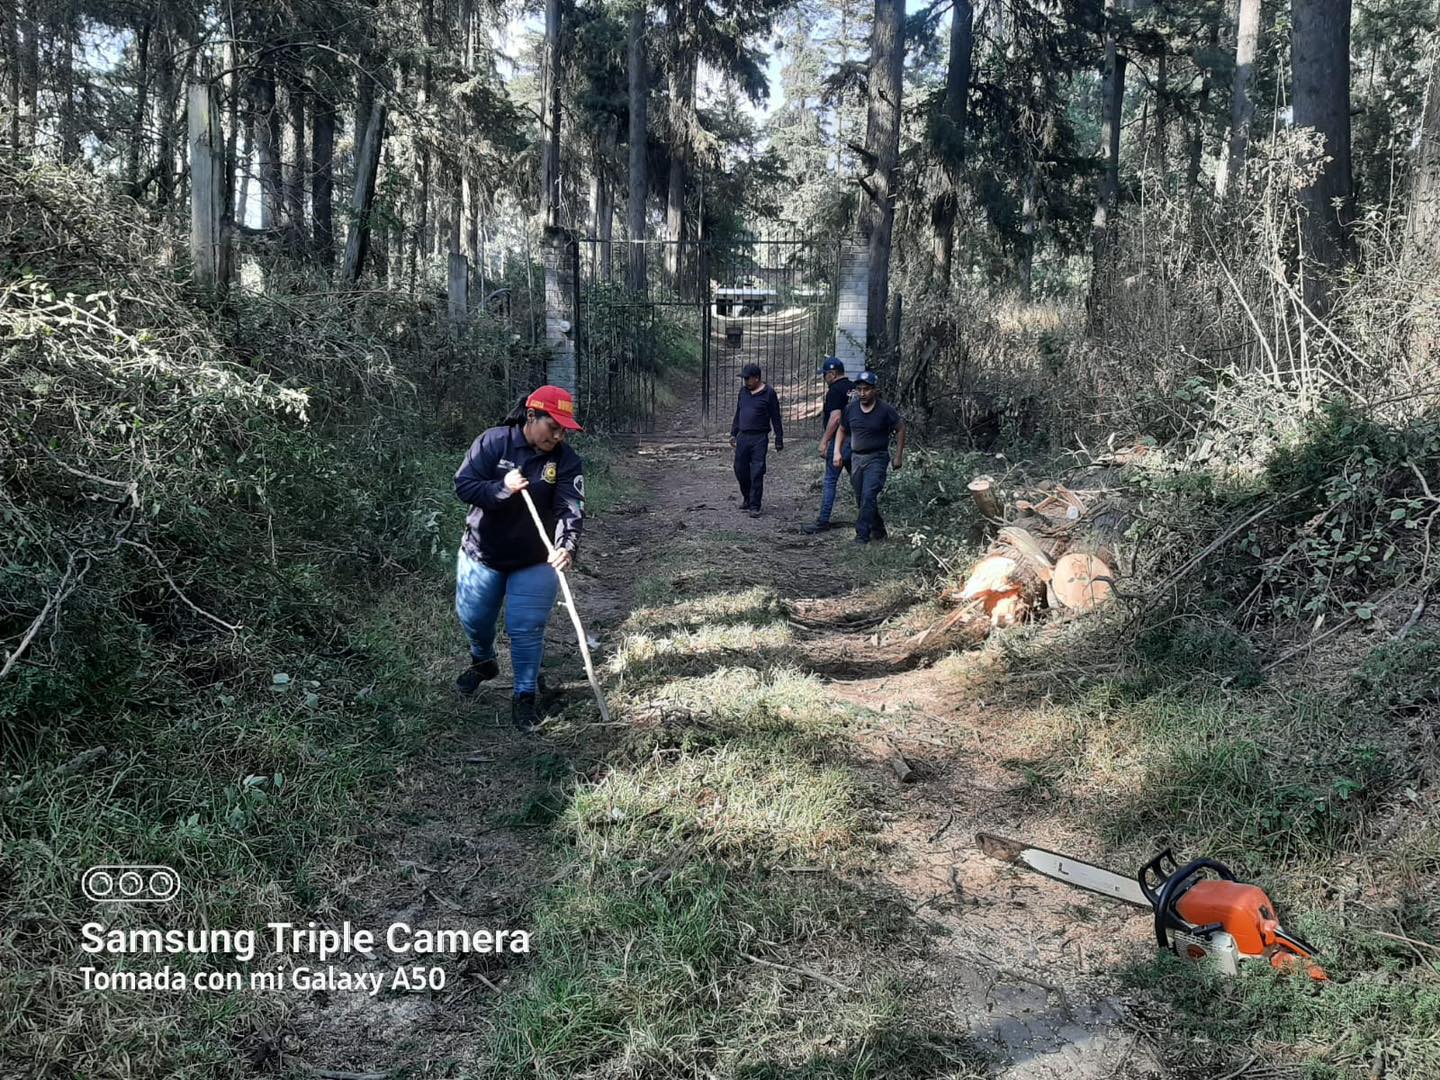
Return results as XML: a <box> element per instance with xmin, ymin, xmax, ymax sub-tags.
<box><xmin>452</xmin><ymin>385</ymin><xmax>584</xmax><ymax>730</ymax></box>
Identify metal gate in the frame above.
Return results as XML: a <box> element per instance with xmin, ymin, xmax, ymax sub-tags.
<box><xmin>701</xmin><ymin>228</ymin><xmax>838</xmax><ymax>431</ymax></box>
<box><xmin>571</xmin><ymin>227</ymin><xmax>838</xmax><ymax>434</ymax></box>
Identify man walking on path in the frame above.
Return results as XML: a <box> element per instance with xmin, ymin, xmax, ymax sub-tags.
<box><xmin>834</xmin><ymin>371</ymin><xmax>905</xmax><ymax>545</ymax></box>
<box><xmin>802</xmin><ymin>356</ymin><xmax>854</xmax><ymax>534</ymax></box>
<box><xmin>729</xmin><ymin>362</ymin><xmax>784</xmax><ymax>517</ymax></box>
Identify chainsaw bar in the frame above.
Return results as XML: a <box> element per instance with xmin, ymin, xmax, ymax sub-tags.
<box><xmin>977</xmin><ymin>832</ymin><xmax>1150</xmax><ymax>908</ymax></box>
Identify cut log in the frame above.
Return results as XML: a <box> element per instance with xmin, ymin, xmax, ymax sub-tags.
<box><xmin>968</xmin><ymin>476</ymin><xmax>1004</xmax><ymax>531</ymax></box>
<box><xmin>984</xmin><ymin>589</ymin><xmax>1029</xmax><ymax>627</ymax></box>
<box><xmin>995</xmin><ymin>526</ymin><xmax>1054</xmax><ymax>579</ymax></box>
<box><xmin>958</xmin><ymin>555</ymin><xmax>1018</xmax><ymax>600</ymax></box>
<box><xmin>1051</xmin><ymin>552</ymin><xmax>1114</xmax><ymax>610</ymax></box>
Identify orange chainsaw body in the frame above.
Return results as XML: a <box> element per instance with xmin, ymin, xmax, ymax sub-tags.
<box><xmin>1172</xmin><ymin>880</ymin><xmax>1281</xmax><ymax>956</ymax></box>
<box><xmin>1169</xmin><ymin>879</ymin><xmax>1326</xmax><ymax>979</ymax></box>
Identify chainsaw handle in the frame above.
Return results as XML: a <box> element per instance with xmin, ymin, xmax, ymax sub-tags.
<box><xmin>1150</xmin><ymin>858</ymin><xmax>1238</xmax><ymax>949</ymax></box>
<box><xmin>1137</xmin><ymin>848</ymin><xmax>1181</xmax><ymax>908</ymax></box>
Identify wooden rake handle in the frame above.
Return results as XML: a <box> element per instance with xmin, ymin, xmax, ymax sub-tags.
<box><xmin>518</xmin><ymin>487</ymin><xmax>611</xmax><ymax>725</ymax></box>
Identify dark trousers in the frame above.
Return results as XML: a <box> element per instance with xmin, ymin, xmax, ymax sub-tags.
<box><xmin>734</xmin><ymin>432</ymin><xmax>770</xmax><ymax>509</ymax></box>
<box><xmin>850</xmin><ymin>451</ymin><xmax>889</xmax><ymax>541</ymax></box>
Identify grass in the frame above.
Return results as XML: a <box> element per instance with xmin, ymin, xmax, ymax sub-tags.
<box><xmin>475</xmin><ymin>581</ymin><xmax>988</xmax><ymax>1078</ymax></box>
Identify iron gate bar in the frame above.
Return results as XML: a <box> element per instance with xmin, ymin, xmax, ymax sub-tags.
<box><xmin>570</xmin><ymin>229</ymin><xmax>839</xmax><ymax>435</ymax></box>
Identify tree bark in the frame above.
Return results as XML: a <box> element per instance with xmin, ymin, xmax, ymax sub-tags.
<box><xmin>343</xmin><ymin>103</ymin><xmax>386</xmax><ymax>284</ymax></box>
<box><xmin>4</xmin><ymin>3</ymin><xmax>19</xmax><ymax>158</ymax></box>
<box><xmin>1187</xmin><ymin>22</ymin><xmax>1218</xmax><ymax>192</ymax></box>
<box><xmin>931</xmin><ymin>0</ymin><xmax>974</xmax><ymax>284</ymax></box>
<box><xmin>665</xmin><ymin>49</ymin><xmax>697</xmax><ymax>289</ymax></box>
<box><xmin>253</xmin><ymin>64</ymin><xmax>283</xmax><ymax>229</ymax></box>
<box><xmin>541</xmin><ymin>0</ymin><xmax>563</xmax><ymax>232</ymax></box>
<box><xmin>236</xmin><ymin>111</ymin><xmax>252</xmax><ymax>225</ymax></box>
<box><xmin>626</xmin><ymin>5</ymin><xmax>648</xmax><ymax>294</ymax></box>
<box><xmin>1019</xmin><ymin>168</ymin><xmax>1038</xmax><ymax>299</ymax></box>
<box><xmin>864</xmin><ymin>0</ymin><xmax>904</xmax><ymax>359</ymax></box>
<box><xmin>1406</xmin><ymin>39</ymin><xmax>1440</xmax><ymax>265</ymax></box>
<box><xmin>60</xmin><ymin>11</ymin><xmax>78</xmax><ymax>163</ymax></box>
<box><xmin>155</xmin><ymin>26</ymin><xmax>176</xmax><ymax>206</ymax></box>
<box><xmin>17</xmin><ymin>0</ymin><xmax>37</xmax><ymax>157</ymax></box>
<box><xmin>1215</xmin><ymin>0</ymin><xmax>1262</xmax><ymax>198</ymax></box>
<box><xmin>284</xmin><ymin>75</ymin><xmax>307</xmax><ymax>256</ymax></box>
<box><xmin>1091</xmin><ymin>0</ymin><xmax>1126</xmax><ymax>270</ymax></box>
<box><xmin>312</xmin><ymin>93</ymin><xmax>335</xmax><ymax>266</ymax></box>
<box><xmin>1291</xmin><ymin>0</ymin><xmax>1353</xmax><ymax>311</ymax></box>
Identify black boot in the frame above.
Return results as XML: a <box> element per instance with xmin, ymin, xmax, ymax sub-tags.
<box><xmin>801</xmin><ymin>520</ymin><xmax>831</xmax><ymax>534</ymax></box>
<box><xmin>511</xmin><ymin>693</ymin><xmax>541</xmax><ymax>731</ymax></box>
<box><xmin>456</xmin><ymin>657</ymin><xmax>499</xmax><ymax>695</ymax></box>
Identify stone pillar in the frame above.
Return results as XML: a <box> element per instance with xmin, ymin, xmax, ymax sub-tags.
<box><xmin>835</xmin><ymin>237</ymin><xmax>868</xmax><ymax>372</ymax></box>
<box><xmin>544</xmin><ymin>231</ymin><xmax>577</xmax><ymax>391</ymax></box>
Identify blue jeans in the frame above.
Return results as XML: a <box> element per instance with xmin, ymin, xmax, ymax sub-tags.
<box><xmin>734</xmin><ymin>433</ymin><xmax>770</xmax><ymax>509</ymax></box>
<box><xmin>818</xmin><ymin>445</ymin><xmax>852</xmax><ymax>524</ymax></box>
<box><xmin>455</xmin><ymin>549</ymin><xmax>558</xmax><ymax>697</ymax></box>
<box><xmin>850</xmin><ymin>452</ymin><xmax>889</xmax><ymax>541</ymax></box>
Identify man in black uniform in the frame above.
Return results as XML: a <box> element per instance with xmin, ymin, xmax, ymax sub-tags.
<box><xmin>834</xmin><ymin>370</ymin><xmax>905</xmax><ymax>545</ymax></box>
<box><xmin>729</xmin><ymin>362</ymin><xmax>784</xmax><ymax>517</ymax></box>
<box><xmin>802</xmin><ymin>356</ymin><xmax>854</xmax><ymax>534</ymax></box>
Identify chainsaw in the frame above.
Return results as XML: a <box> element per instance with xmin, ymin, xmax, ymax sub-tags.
<box><xmin>977</xmin><ymin>832</ymin><xmax>1327</xmax><ymax>980</ymax></box>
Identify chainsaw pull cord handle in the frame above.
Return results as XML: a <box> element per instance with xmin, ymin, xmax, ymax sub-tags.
<box><xmin>1150</xmin><ymin>858</ymin><xmax>1238</xmax><ymax>949</ymax></box>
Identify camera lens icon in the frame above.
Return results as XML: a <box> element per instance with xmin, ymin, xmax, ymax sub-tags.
<box><xmin>83</xmin><ymin>865</ymin><xmax>178</xmax><ymax>903</ymax></box>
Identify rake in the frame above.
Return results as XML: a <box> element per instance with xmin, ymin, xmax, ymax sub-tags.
<box><xmin>519</xmin><ymin>488</ymin><xmax>612</xmax><ymax>724</ymax></box>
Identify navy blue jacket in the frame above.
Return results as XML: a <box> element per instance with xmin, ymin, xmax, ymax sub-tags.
<box><xmin>455</xmin><ymin>425</ymin><xmax>583</xmax><ymax>571</ymax></box>
<box><xmin>730</xmin><ymin>385</ymin><xmax>784</xmax><ymax>447</ymax></box>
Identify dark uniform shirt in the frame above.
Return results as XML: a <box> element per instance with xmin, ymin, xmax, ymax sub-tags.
<box><xmin>731</xmin><ymin>385</ymin><xmax>784</xmax><ymax>446</ymax></box>
<box><xmin>822</xmin><ymin>377</ymin><xmax>854</xmax><ymax>429</ymax></box>
<box><xmin>454</xmin><ymin>425</ymin><xmax>583</xmax><ymax>572</ymax></box>
<box><xmin>841</xmin><ymin>400</ymin><xmax>903</xmax><ymax>454</ymax></box>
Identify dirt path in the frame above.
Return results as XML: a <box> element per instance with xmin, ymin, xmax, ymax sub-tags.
<box><xmin>285</xmin><ymin>349</ymin><xmax>1165</xmax><ymax>1078</ymax></box>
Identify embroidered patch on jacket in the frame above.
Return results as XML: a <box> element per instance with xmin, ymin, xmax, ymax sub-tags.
<box><xmin>542</xmin><ymin>462</ymin><xmax>558</xmax><ymax>485</ymax></box>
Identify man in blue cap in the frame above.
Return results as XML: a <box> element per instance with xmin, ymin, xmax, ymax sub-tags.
<box><xmin>802</xmin><ymin>357</ymin><xmax>854</xmax><ymax>534</ymax></box>
<box><xmin>729</xmin><ymin>362</ymin><xmax>784</xmax><ymax>517</ymax></box>
<box><xmin>834</xmin><ymin>370</ymin><xmax>905</xmax><ymax>544</ymax></box>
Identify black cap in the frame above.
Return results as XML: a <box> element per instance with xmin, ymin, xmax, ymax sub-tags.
<box><xmin>818</xmin><ymin>357</ymin><xmax>844</xmax><ymax>374</ymax></box>
<box><xmin>740</xmin><ymin>363</ymin><xmax>762</xmax><ymax>379</ymax></box>
<box><xmin>854</xmin><ymin>370</ymin><xmax>878</xmax><ymax>387</ymax></box>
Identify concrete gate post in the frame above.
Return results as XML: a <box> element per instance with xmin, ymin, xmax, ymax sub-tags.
<box><xmin>835</xmin><ymin>237</ymin><xmax>868</xmax><ymax>372</ymax></box>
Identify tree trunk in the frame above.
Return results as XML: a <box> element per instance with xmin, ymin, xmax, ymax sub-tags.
<box><xmin>1091</xmin><ymin>0</ymin><xmax>1126</xmax><ymax>270</ymax></box>
<box><xmin>1019</xmin><ymin>168</ymin><xmax>1038</xmax><ymax>299</ymax></box>
<box><xmin>60</xmin><ymin>12</ymin><xmax>78</xmax><ymax>163</ymax></box>
<box><xmin>1187</xmin><ymin>22</ymin><xmax>1218</xmax><ymax>192</ymax></box>
<box><xmin>312</xmin><ymin>93</ymin><xmax>335</xmax><ymax>266</ymax></box>
<box><xmin>665</xmin><ymin>49</ymin><xmax>696</xmax><ymax>288</ymax></box>
<box><xmin>236</xmin><ymin>112</ymin><xmax>252</xmax><ymax>225</ymax></box>
<box><xmin>598</xmin><ymin>118</ymin><xmax>617</xmax><ymax>279</ymax></box>
<box><xmin>5</xmin><ymin>3</ymin><xmax>20</xmax><ymax>158</ymax></box>
<box><xmin>1291</xmin><ymin>0</ymin><xmax>1353</xmax><ymax>311</ymax></box>
<box><xmin>253</xmin><ymin>65</ymin><xmax>283</xmax><ymax>229</ymax></box>
<box><xmin>342</xmin><ymin>103</ymin><xmax>386</xmax><ymax>284</ymax></box>
<box><xmin>1406</xmin><ymin>40</ymin><xmax>1440</xmax><ymax>265</ymax></box>
<box><xmin>1215</xmin><ymin>0</ymin><xmax>1262</xmax><ymax>198</ymax></box>
<box><xmin>931</xmin><ymin>0</ymin><xmax>974</xmax><ymax>284</ymax></box>
<box><xmin>154</xmin><ymin>26</ymin><xmax>177</xmax><ymax>205</ymax></box>
<box><xmin>626</xmin><ymin>5</ymin><xmax>648</xmax><ymax>294</ymax></box>
<box><xmin>1155</xmin><ymin>48</ymin><xmax>1168</xmax><ymax>179</ymax></box>
<box><xmin>864</xmin><ymin>0</ymin><xmax>904</xmax><ymax>360</ymax></box>
<box><xmin>284</xmin><ymin>76</ymin><xmax>307</xmax><ymax>256</ymax></box>
<box><xmin>18</xmin><ymin>0</ymin><xmax>37</xmax><ymax>157</ymax></box>
<box><xmin>541</xmin><ymin>0</ymin><xmax>563</xmax><ymax>232</ymax></box>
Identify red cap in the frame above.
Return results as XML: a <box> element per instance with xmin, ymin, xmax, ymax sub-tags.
<box><xmin>525</xmin><ymin>385</ymin><xmax>584</xmax><ymax>431</ymax></box>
